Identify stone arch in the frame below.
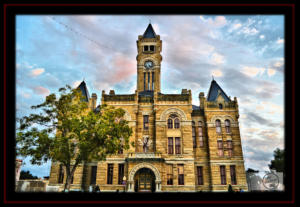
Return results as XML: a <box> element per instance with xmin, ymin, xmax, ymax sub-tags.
<box><xmin>127</xmin><ymin>162</ymin><xmax>162</xmax><ymax>192</ymax></box>
<box><xmin>128</xmin><ymin>162</ymin><xmax>161</xmax><ymax>182</ymax></box>
<box><xmin>160</xmin><ymin>107</ymin><xmax>187</xmax><ymax>121</ymax></box>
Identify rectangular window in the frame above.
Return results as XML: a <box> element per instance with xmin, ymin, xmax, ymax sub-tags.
<box><xmin>192</xmin><ymin>126</ymin><xmax>196</xmax><ymax>148</ymax></box>
<box><xmin>118</xmin><ymin>164</ymin><xmax>124</xmax><ymax>185</ymax></box>
<box><xmin>168</xmin><ymin>137</ymin><xmax>173</xmax><ymax>154</ymax></box>
<box><xmin>217</xmin><ymin>140</ymin><xmax>224</xmax><ymax>156</ymax></box>
<box><xmin>198</xmin><ymin>122</ymin><xmax>204</xmax><ymax>147</ymax></box>
<box><xmin>197</xmin><ymin>166</ymin><xmax>204</xmax><ymax>185</ymax></box>
<box><xmin>152</xmin><ymin>72</ymin><xmax>155</xmax><ymax>90</ymax></box>
<box><xmin>144</xmin><ymin>72</ymin><xmax>146</xmax><ymax>91</ymax></box>
<box><xmin>58</xmin><ymin>164</ymin><xmax>64</xmax><ymax>183</ymax></box>
<box><xmin>143</xmin><ymin>115</ymin><xmax>149</xmax><ymax>130</ymax></box>
<box><xmin>178</xmin><ymin>164</ymin><xmax>184</xmax><ymax>185</ymax></box>
<box><xmin>227</xmin><ymin>140</ymin><xmax>233</xmax><ymax>157</ymax></box>
<box><xmin>167</xmin><ymin>164</ymin><xmax>173</xmax><ymax>185</ymax></box>
<box><xmin>148</xmin><ymin>72</ymin><xmax>150</xmax><ymax>90</ymax></box>
<box><xmin>220</xmin><ymin>165</ymin><xmax>226</xmax><ymax>185</ymax></box>
<box><xmin>175</xmin><ymin>137</ymin><xmax>181</xmax><ymax>154</ymax></box>
<box><xmin>90</xmin><ymin>166</ymin><xmax>97</xmax><ymax>185</ymax></box>
<box><xmin>230</xmin><ymin>165</ymin><xmax>237</xmax><ymax>185</ymax></box>
<box><xmin>107</xmin><ymin>164</ymin><xmax>114</xmax><ymax>184</ymax></box>
<box><xmin>150</xmin><ymin>45</ymin><xmax>155</xmax><ymax>51</ymax></box>
<box><xmin>144</xmin><ymin>45</ymin><xmax>149</xmax><ymax>51</ymax></box>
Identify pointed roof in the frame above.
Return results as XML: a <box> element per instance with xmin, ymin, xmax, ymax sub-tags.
<box><xmin>77</xmin><ymin>81</ymin><xmax>90</xmax><ymax>102</ymax></box>
<box><xmin>207</xmin><ymin>80</ymin><xmax>231</xmax><ymax>102</ymax></box>
<box><xmin>143</xmin><ymin>23</ymin><xmax>156</xmax><ymax>38</ymax></box>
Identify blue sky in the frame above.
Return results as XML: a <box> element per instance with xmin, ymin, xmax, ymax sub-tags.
<box><xmin>16</xmin><ymin>15</ymin><xmax>284</xmax><ymax>178</ymax></box>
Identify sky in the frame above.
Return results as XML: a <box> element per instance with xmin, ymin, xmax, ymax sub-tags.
<box><xmin>16</xmin><ymin>15</ymin><xmax>284</xmax><ymax>178</ymax></box>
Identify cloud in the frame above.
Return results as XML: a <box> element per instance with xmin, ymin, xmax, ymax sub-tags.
<box><xmin>199</xmin><ymin>15</ymin><xmax>227</xmax><ymax>28</ymax></box>
<box><xmin>32</xmin><ymin>86</ymin><xmax>50</xmax><ymax>96</ymax></box>
<box><xmin>245</xmin><ymin>111</ymin><xmax>277</xmax><ymax>127</ymax></box>
<box><xmin>241</xmin><ymin>66</ymin><xmax>265</xmax><ymax>77</ymax></box>
<box><xmin>211</xmin><ymin>52</ymin><xmax>225</xmax><ymax>65</ymax></box>
<box><xmin>232</xmin><ymin>23</ymin><xmax>242</xmax><ymax>30</ymax></box>
<box><xmin>259</xmin><ymin>35</ymin><xmax>265</xmax><ymax>39</ymax></box>
<box><xmin>276</xmin><ymin>38</ymin><xmax>284</xmax><ymax>44</ymax></box>
<box><xmin>241</xmin><ymin>27</ymin><xmax>259</xmax><ymax>35</ymax></box>
<box><xmin>267</xmin><ymin>68</ymin><xmax>276</xmax><ymax>76</ymax></box>
<box><xmin>30</xmin><ymin>68</ymin><xmax>45</xmax><ymax>77</ymax></box>
<box><xmin>211</xmin><ymin>69</ymin><xmax>223</xmax><ymax>77</ymax></box>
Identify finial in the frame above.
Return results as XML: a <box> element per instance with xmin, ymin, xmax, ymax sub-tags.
<box><xmin>212</xmin><ymin>75</ymin><xmax>214</xmax><ymax>81</ymax></box>
<box><xmin>149</xmin><ymin>19</ymin><xmax>151</xmax><ymax>24</ymax></box>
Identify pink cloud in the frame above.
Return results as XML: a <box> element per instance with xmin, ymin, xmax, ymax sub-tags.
<box><xmin>33</xmin><ymin>86</ymin><xmax>50</xmax><ymax>96</ymax></box>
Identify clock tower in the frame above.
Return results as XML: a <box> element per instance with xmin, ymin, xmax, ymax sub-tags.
<box><xmin>136</xmin><ymin>24</ymin><xmax>162</xmax><ymax>93</ymax></box>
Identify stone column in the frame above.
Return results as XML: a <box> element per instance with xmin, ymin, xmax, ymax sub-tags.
<box><xmin>155</xmin><ymin>181</ymin><xmax>162</xmax><ymax>192</ymax></box>
<box><xmin>127</xmin><ymin>181</ymin><xmax>134</xmax><ymax>192</ymax></box>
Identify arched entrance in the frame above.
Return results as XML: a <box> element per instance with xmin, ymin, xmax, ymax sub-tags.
<box><xmin>127</xmin><ymin>162</ymin><xmax>162</xmax><ymax>192</ymax></box>
<box><xmin>134</xmin><ymin>168</ymin><xmax>155</xmax><ymax>192</ymax></box>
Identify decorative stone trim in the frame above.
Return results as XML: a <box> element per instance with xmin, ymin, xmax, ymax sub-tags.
<box><xmin>160</xmin><ymin>107</ymin><xmax>187</xmax><ymax>121</ymax></box>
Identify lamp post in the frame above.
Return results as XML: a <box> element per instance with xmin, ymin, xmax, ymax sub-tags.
<box><xmin>122</xmin><ymin>176</ymin><xmax>127</xmax><ymax>192</ymax></box>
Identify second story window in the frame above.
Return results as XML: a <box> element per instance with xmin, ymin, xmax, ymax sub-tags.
<box><xmin>175</xmin><ymin>137</ymin><xmax>181</xmax><ymax>154</ymax></box>
<box><xmin>217</xmin><ymin>140</ymin><xmax>224</xmax><ymax>156</ymax></box>
<box><xmin>216</xmin><ymin>119</ymin><xmax>221</xmax><ymax>134</ymax></box>
<box><xmin>198</xmin><ymin>121</ymin><xmax>204</xmax><ymax>147</ymax></box>
<box><xmin>225</xmin><ymin>119</ymin><xmax>231</xmax><ymax>133</ymax></box>
<box><xmin>168</xmin><ymin>137</ymin><xmax>174</xmax><ymax>154</ymax></box>
<box><xmin>227</xmin><ymin>140</ymin><xmax>233</xmax><ymax>157</ymax></box>
<box><xmin>192</xmin><ymin>121</ymin><xmax>196</xmax><ymax>148</ymax></box>
<box><xmin>143</xmin><ymin>115</ymin><xmax>149</xmax><ymax>130</ymax></box>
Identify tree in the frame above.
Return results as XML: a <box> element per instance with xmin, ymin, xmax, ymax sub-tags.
<box><xmin>16</xmin><ymin>85</ymin><xmax>132</xmax><ymax>191</ymax></box>
<box><xmin>20</xmin><ymin>170</ymin><xmax>38</xmax><ymax>180</ymax></box>
<box><xmin>268</xmin><ymin>148</ymin><xmax>284</xmax><ymax>173</ymax></box>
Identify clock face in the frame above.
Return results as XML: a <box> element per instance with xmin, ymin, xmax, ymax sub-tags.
<box><xmin>144</xmin><ymin>60</ymin><xmax>154</xmax><ymax>69</ymax></box>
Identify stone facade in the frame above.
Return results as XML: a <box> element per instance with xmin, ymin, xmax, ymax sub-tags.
<box><xmin>49</xmin><ymin>24</ymin><xmax>248</xmax><ymax>192</ymax></box>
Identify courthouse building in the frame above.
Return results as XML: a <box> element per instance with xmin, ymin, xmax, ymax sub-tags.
<box><xmin>49</xmin><ymin>24</ymin><xmax>248</xmax><ymax>192</ymax></box>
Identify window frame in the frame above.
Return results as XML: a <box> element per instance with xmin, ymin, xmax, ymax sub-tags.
<box><xmin>175</xmin><ymin>137</ymin><xmax>181</xmax><ymax>154</ymax></box>
<box><xmin>217</xmin><ymin>140</ymin><xmax>224</xmax><ymax>156</ymax></box>
<box><xmin>143</xmin><ymin>115</ymin><xmax>149</xmax><ymax>130</ymax></box>
<box><xmin>230</xmin><ymin>165</ymin><xmax>237</xmax><ymax>185</ymax></box>
<box><xmin>90</xmin><ymin>166</ymin><xmax>97</xmax><ymax>185</ymax></box>
<box><xmin>107</xmin><ymin>164</ymin><xmax>114</xmax><ymax>185</ymax></box>
<box><xmin>220</xmin><ymin>165</ymin><xmax>226</xmax><ymax>185</ymax></box>
<box><xmin>178</xmin><ymin>164</ymin><xmax>184</xmax><ymax>185</ymax></box>
<box><xmin>216</xmin><ymin>119</ymin><xmax>222</xmax><ymax>134</ymax></box>
<box><xmin>167</xmin><ymin>164</ymin><xmax>173</xmax><ymax>185</ymax></box>
<box><xmin>168</xmin><ymin>137</ymin><xmax>174</xmax><ymax>154</ymax></box>
<box><xmin>118</xmin><ymin>164</ymin><xmax>124</xmax><ymax>185</ymax></box>
<box><xmin>197</xmin><ymin>166</ymin><xmax>204</xmax><ymax>185</ymax></box>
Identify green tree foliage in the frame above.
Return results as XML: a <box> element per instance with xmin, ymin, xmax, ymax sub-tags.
<box><xmin>16</xmin><ymin>85</ymin><xmax>132</xmax><ymax>191</ymax></box>
<box><xmin>268</xmin><ymin>148</ymin><xmax>284</xmax><ymax>173</ymax></box>
<box><xmin>20</xmin><ymin>170</ymin><xmax>38</xmax><ymax>180</ymax></box>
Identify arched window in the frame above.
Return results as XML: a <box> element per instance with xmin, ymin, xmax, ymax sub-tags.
<box><xmin>225</xmin><ymin>119</ymin><xmax>231</xmax><ymax>133</ymax></box>
<box><xmin>219</xmin><ymin>104</ymin><xmax>223</xmax><ymax>109</ymax></box>
<box><xmin>198</xmin><ymin>121</ymin><xmax>204</xmax><ymax>147</ymax></box>
<box><xmin>168</xmin><ymin>119</ymin><xmax>173</xmax><ymax>129</ymax></box>
<box><xmin>216</xmin><ymin>119</ymin><xmax>221</xmax><ymax>134</ymax></box>
<box><xmin>167</xmin><ymin>114</ymin><xmax>180</xmax><ymax>129</ymax></box>
<box><xmin>174</xmin><ymin>118</ymin><xmax>180</xmax><ymax>129</ymax></box>
<box><xmin>192</xmin><ymin>121</ymin><xmax>196</xmax><ymax>148</ymax></box>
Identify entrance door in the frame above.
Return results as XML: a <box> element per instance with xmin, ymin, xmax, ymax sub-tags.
<box><xmin>134</xmin><ymin>168</ymin><xmax>155</xmax><ymax>192</ymax></box>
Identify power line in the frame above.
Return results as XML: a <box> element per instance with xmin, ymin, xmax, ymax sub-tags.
<box><xmin>49</xmin><ymin>16</ymin><xmax>115</xmax><ymax>51</ymax></box>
